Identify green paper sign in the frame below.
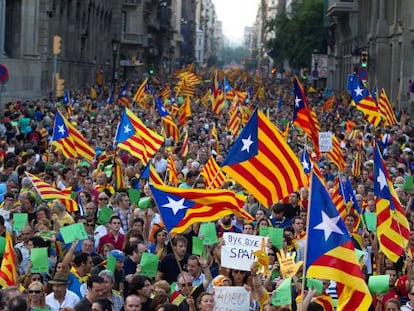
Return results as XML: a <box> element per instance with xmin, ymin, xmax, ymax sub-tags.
<box><xmin>355</xmin><ymin>249</ymin><xmax>365</xmax><ymax>262</ymax></box>
<box><xmin>60</xmin><ymin>223</ymin><xmax>89</xmax><ymax>244</ymax></box>
<box><xmin>364</xmin><ymin>213</ymin><xmax>377</xmax><ymax>231</ymax></box>
<box><xmin>31</xmin><ymin>247</ymin><xmax>49</xmax><ymax>273</ymax></box>
<box><xmin>192</xmin><ymin>236</ymin><xmax>204</xmax><ymax>256</ymax></box>
<box><xmin>306</xmin><ymin>278</ymin><xmax>323</xmax><ymax>295</ymax></box>
<box><xmin>404</xmin><ymin>176</ymin><xmax>413</xmax><ymax>191</ymax></box>
<box><xmin>200</xmin><ymin>223</ymin><xmax>218</xmax><ymax>245</ymax></box>
<box><xmin>104</xmin><ymin>164</ymin><xmax>113</xmax><ymax>178</ymax></box>
<box><xmin>271</xmin><ymin>277</ymin><xmax>292</xmax><ymax>306</ymax></box>
<box><xmin>259</xmin><ymin>226</ymin><xmax>269</xmax><ymax>237</ymax></box>
<box><xmin>13</xmin><ymin>213</ymin><xmax>28</xmax><ymax>231</ymax></box>
<box><xmin>97</xmin><ymin>207</ymin><xmax>114</xmax><ymax>225</ymax></box>
<box><xmin>138</xmin><ymin>197</ymin><xmax>152</xmax><ymax>210</ymax></box>
<box><xmin>128</xmin><ymin>189</ymin><xmax>141</xmax><ymax>205</ymax></box>
<box><xmin>368</xmin><ymin>274</ymin><xmax>390</xmax><ymax>294</ymax></box>
<box><xmin>106</xmin><ymin>254</ymin><xmax>116</xmax><ymax>273</ymax></box>
<box><xmin>268</xmin><ymin>227</ymin><xmax>284</xmax><ymax>250</ymax></box>
<box><xmin>140</xmin><ymin>252</ymin><xmax>159</xmax><ymax>277</ymax></box>
<box><xmin>0</xmin><ymin>236</ymin><xmax>5</xmax><ymax>256</ymax></box>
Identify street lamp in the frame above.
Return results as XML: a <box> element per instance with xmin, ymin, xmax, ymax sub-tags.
<box><xmin>111</xmin><ymin>38</ymin><xmax>119</xmax><ymax>85</ymax></box>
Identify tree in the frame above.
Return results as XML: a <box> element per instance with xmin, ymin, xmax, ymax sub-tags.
<box><xmin>266</xmin><ymin>0</ymin><xmax>327</xmax><ymax>70</ymax></box>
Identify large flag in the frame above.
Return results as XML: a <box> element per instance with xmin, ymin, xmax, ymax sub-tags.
<box><xmin>0</xmin><ymin>232</ymin><xmax>17</xmax><ymax>288</ymax></box>
<box><xmin>115</xmin><ymin>107</ymin><xmax>164</xmax><ymax>164</ymax></box>
<box><xmin>349</xmin><ymin>74</ymin><xmax>381</xmax><ymax>127</ymax></box>
<box><xmin>150</xmin><ymin>183</ymin><xmax>254</xmax><ymax>234</ymax></box>
<box><xmin>65</xmin><ymin>118</ymin><xmax>95</xmax><ymax>161</ymax></box>
<box><xmin>221</xmin><ymin>109</ymin><xmax>307</xmax><ymax>208</ymax></box>
<box><xmin>26</xmin><ymin>172</ymin><xmax>79</xmax><ymax>212</ymax></box>
<box><xmin>178</xmin><ymin>96</ymin><xmax>192</xmax><ymax>126</ymax></box>
<box><xmin>374</xmin><ymin>143</ymin><xmax>409</xmax><ymax>262</ymax></box>
<box><xmin>51</xmin><ymin>110</ymin><xmax>77</xmax><ymax>159</ymax></box>
<box><xmin>133</xmin><ymin>77</ymin><xmax>149</xmax><ymax>104</ymax></box>
<box><xmin>378</xmin><ymin>88</ymin><xmax>398</xmax><ymax>126</ymax></box>
<box><xmin>306</xmin><ymin>172</ymin><xmax>372</xmax><ymax>310</ymax></box>
<box><xmin>156</xmin><ymin>98</ymin><xmax>179</xmax><ymax>142</ymax></box>
<box><xmin>200</xmin><ymin>156</ymin><xmax>225</xmax><ymax>189</ymax></box>
<box><xmin>293</xmin><ymin>76</ymin><xmax>320</xmax><ymax>157</ymax></box>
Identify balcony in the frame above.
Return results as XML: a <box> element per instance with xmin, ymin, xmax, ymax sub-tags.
<box><xmin>143</xmin><ymin>0</ymin><xmax>153</xmax><ymax>14</ymax></box>
<box><xmin>326</xmin><ymin>0</ymin><xmax>358</xmax><ymax>17</ymax></box>
<box><xmin>121</xmin><ymin>32</ymin><xmax>150</xmax><ymax>47</ymax></box>
<box><xmin>123</xmin><ymin>0</ymin><xmax>141</xmax><ymax>7</ymax></box>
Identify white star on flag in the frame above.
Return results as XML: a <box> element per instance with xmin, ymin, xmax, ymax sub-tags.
<box><xmin>354</xmin><ymin>86</ymin><xmax>363</xmax><ymax>97</ymax></box>
<box><xmin>301</xmin><ymin>158</ymin><xmax>310</xmax><ymax>171</ymax></box>
<box><xmin>123</xmin><ymin>124</ymin><xmax>132</xmax><ymax>134</ymax></box>
<box><xmin>58</xmin><ymin>125</ymin><xmax>65</xmax><ymax>135</ymax></box>
<box><xmin>295</xmin><ymin>96</ymin><xmax>302</xmax><ymax>108</ymax></box>
<box><xmin>377</xmin><ymin>169</ymin><xmax>387</xmax><ymax>191</ymax></box>
<box><xmin>162</xmin><ymin>196</ymin><xmax>188</xmax><ymax>215</ymax></box>
<box><xmin>314</xmin><ymin>211</ymin><xmax>343</xmax><ymax>241</ymax></box>
<box><xmin>241</xmin><ymin>135</ymin><xmax>254</xmax><ymax>153</ymax></box>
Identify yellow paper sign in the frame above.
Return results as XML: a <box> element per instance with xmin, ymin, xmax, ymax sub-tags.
<box><xmin>276</xmin><ymin>249</ymin><xmax>304</xmax><ymax>278</ymax></box>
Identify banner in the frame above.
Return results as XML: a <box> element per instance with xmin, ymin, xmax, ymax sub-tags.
<box><xmin>213</xmin><ymin>286</ymin><xmax>249</xmax><ymax>311</ymax></box>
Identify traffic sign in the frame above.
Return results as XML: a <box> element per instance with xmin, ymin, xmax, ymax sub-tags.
<box><xmin>0</xmin><ymin>64</ymin><xmax>9</xmax><ymax>83</ymax></box>
<box><xmin>311</xmin><ymin>69</ymin><xmax>319</xmax><ymax>78</ymax></box>
<box><xmin>357</xmin><ymin>67</ymin><xmax>368</xmax><ymax>81</ymax></box>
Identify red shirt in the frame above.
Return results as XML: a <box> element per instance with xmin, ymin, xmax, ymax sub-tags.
<box><xmin>98</xmin><ymin>232</ymin><xmax>125</xmax><ymax>253</ymax></box>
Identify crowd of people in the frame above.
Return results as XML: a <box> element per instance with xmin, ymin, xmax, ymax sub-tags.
<box><xmin>0</xmin><ymin>69</ymin><xmax>413</xmax><ymax>311</ymax></box>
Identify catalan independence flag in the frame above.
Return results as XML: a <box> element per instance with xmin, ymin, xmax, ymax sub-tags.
<box><xmin>156</xmin><ymin>98</ymin><xmax>179</xmax><ymax>142</ymax></box>
<box><xmin>65</xmin><ymin>118</ymin><xmax>95</xmax><ymax>161</ymax></box>
<box><xmin>306</xmin><ymin>172</ymin><xmax>372</xmax><ymax>310</ymax></box>
<box><xmin>211</xmin><ymin>71</ymin><xmax>226</xmax><ymax>116</ymax></box>
<box><xmin>200</xmin><ymin>156</ymin><xmax>225</xmax><ymax>189</ymax></box>
<box><xmin>378</xmin><ymin>88</ymin><xmax>398</xmax><ymax>126</ymax></box>
<box><xmin>133</xmin><ymin>77</ymin><xmax>148</xmax><ymax>104</ymax></box>
<box><xmin>150</xmin><ymin>184</ymin><xmax>254</xmax><ymax>234</ymax></box>
<box><xmin>167</xmin><ymin>154</ymin><xmax>179</xmax><ymax>186</ymax></box>
<box><xmin>221</xmin><ymin>109</ymin><xmax>307</xmax><ymax>208</ymax></box>
<box><xmin>0</xmin><ymin>232</ymin><xmax>17</xmax><ymax>288</ymax></box>
<box><xmin>115</xmin><ymin>107</ymin><xmax>164</xmax><ymax>165</ymax></box>
<box><xmin>181</xmin><ymin>128</ymin><xmax>189</xmax><ymax>158</ymax></box>
<box><xmin>374</xmin><ymin>143</ymin><xmax>409</xmax><ymax>262</ymax></box>
<box><xmin>326</xmin><ymin>135</ymin><xmax>345</xmax><ymax>171</ymax></box>
<box><xmin>293</xmin><ymin>76</ymin><xmax>320</xmax><ymax>157</ymax></box>
<box><xmin>51</xmin><ymin>110</ymin><xmax>77</xmax><ymax>159</ymax></box>
<box><xmin>139</xmin><ymin>162</ymin><xmax>163</xmax><ymax>185</ymax></box>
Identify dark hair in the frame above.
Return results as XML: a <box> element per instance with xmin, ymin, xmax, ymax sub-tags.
<box><xmin>8</xmin><ymin>295</ymin><xmax>28</xmax><ymax>311</ymax></box>
<box><xmin>171</xmin><ymin>235</ymin><xmax>187</xmax><ymax>247</ymax></box>
<box><xmin>157</xmin><ymin>303</ymin><xmax>179</xmax><ymax>311</ymax></box>
<box><xmin>87</xmin><ymin>275</ymin><xmax>104</xmax><ymax>289</ymax></box>
<box><xmin>109</xmin><ymin>215</ymin><xmax>121</xmax><ymax>223</ymax></box>
<box><xmin>129</xmin><ymin>275</ymin><xmax>152</xmax><ymax>295</ymax></box>
<box><xmin>93</xmin><ymin>298</ymin><xmax>113</xmax><ymax>311</ymax></box>
<box><xmin>73</xmin><ymin>252</ymin><xmax>90</xmax><ymax>267</ymax></box>
<box><xmin>150</xmin><ymin>293</ymin><xmax>169</xmax><ymax>311</ymax></box>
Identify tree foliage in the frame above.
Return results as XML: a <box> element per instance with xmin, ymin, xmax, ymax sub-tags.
<box><xmin>266</xmin><ymin>0</ymin><xmax>327</xmax><ymax>70</ymax></box>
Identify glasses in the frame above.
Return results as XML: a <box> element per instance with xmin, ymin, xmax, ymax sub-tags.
<box><xmin>180</xmin><ymin>282</ymin><xmax>193</xmax><ymax>287</ymax></box>
<box><xmin>29</xmin><ymin>290</ymin><xmax>42</xmax><ymax>294</ymax></box>
<box><xmin>268</xmin><ymin>253</ymin><xmax>275</xmax><ymax>256</ymax></box>
<box><xmin>86</xmin><ymin>223</ymin><xmax>95</xmax><ymax>227</ymax></box>
<box><xmin>232</xmin><ymin>270</ymin><xmax>246</xmax><ymax>274</ymax></box>
<box><xmin>99</xmin><ymin>198</ymin><xmax>108</xmax><ymax>201</ymax></box>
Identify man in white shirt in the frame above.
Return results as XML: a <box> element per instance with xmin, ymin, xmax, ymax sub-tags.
<box><xmin>46</xmin><ymin>272</ymin><xmax>80</xmax><ymax>311</ymax></box>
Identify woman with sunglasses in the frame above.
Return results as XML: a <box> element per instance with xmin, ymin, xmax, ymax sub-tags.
<box><xmin>27</xmin><ymin>280</ymin><xmax>50</xmax><ymax>310</ymax></box>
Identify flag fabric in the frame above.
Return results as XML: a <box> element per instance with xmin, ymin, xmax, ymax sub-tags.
<box><xmin>226</xmin><ymin>106</ymin><xmax>241</xmax><ymax>136</ymax></box>
<box><xmin>133</xmin><ymin>77</ymin><xmax>149</xmax><ymax>104</ymax></box>
<box><xmin>181</xmin><ymin>129</ymin><xmax>189</xmax><ymax>158</ymax></box>
<box><xmin>342</xmin><ymin>177</ymin><xmax>362</xmax><ymax>230</ymax></box>
<box><xmin>200</xmin><ymin>156</ymin><xmax>225</xmax><ymax>189</ymax></box>
<box><xmin>149</xmin><ymin>183</ymin><xmax>254</xmax><ymax>234</ymax></box>
<box><xmin>331</xmin><ymin>177</ymin><xmax>347</xmax><ymax>220</ymax></box>
<box><xmin>378</xmin><ymin>88</ymin><xmax>398</xmax><ymax>126</ymax></box>
<box><xmin>374</xmin><ymin>143</ymin><xmax>409</xmax><ymax>262</ymax></box>
<box><xmin>211</xmin><ymin>71</ymin><xmax>226</xmax><ymax>115</ymax></box>
<box><xmin>26</xmin><ymin>172</ymin><xmax>79</xmax><ymax>212</ymax></box>
<box><xmin>139</xmin><ymin>163</ymin><xmax>163</xmax><ymax>185</ymax></box>
<box><xmin>293</xmin><ymin>76</ymin><xmax>320</xmax><ymax>157</ymax></box>
<box><xmin>178</xmin><ymin>97</ymin><xmax>192</xmax><ymax>126</ymax></box>
<box><xmin>210</xmin><ymin>123</ymin><xmax>220</xmax><ymax>154</ymax></box>
<box><xmin>65</xmin><ymin>119</ymin><xmax>95</xmax><ymax>161</ymax></box>
<box><xmin>301</xmin><ymin>149</ymin><xmax>311</xmax><ymax>175</ymax></box>
<box><xmin>352</xmin><ymin>144</ymin><xmax>362</xmax><ymax>177</ymax></box>
<box><xmin>114</xmin><ymin>156</ymin><xmax>126</xmax><ymax>190</ymax></box>
<box><xmin>326</xmin><ymin>135</ymin><xmax>345</xmax><ymax>171</ymax></box>
<box><xmin>349</xmin><ymin>74</ymin><xmax>381</xmax><ymax>127</ymax></box>
<box><xmin>156</xmin><ymin>98</ymin><xmax>179</xmax><ymax>142</ymax></box>
<box><xmin>306</xmin><ymin>172</ymin><xmax>372</xmax><ymax>310</ymax></box>
<box><xmin>282</xmin><ymin>122</ymin><xmax>290</xmax><ymax>141</ymax></box>
<box><xmin>89</xmin><ymin>86</ymin><xmax>97</xmax><ymax>100</ymax></box>
<box><xmin>106</xmin><ymin>89</ymin><xmax>114</xmax><ymax>105</ymax></box>
<box><xmin>221</xmin><ymin>109</ymin><xmax>307</xmax><ymax>208</ymax></box>
<box><xmin>118</xmin><ymin>83</ymin><xmax>131</xmax><ymax>108</ymax></box>
<box><xmin>322</xmin><ymin>95</ymin><xmax>335</xmax><ymax>111</ymax></box>
<box><xmin>115</xmin><ymin>107</ymin><xmax>164</xmax><ymax>164</ymax></box>
<box><xmin>0</xmin><ymin>232</ymin><xmax>17</xmax><ymax>288</ymax></box>
<box><xmin>167</xmin><ymin>154</ymin><xmax>179</xmax><ymax>186</ymax></box>
<box><xmin>51</xmin><ymin>110</ymin><xmax>77</xmax><ymax>159</ymax></box>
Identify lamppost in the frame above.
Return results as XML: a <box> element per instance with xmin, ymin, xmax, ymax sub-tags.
<box><xmin>111</xmin><ymin>38</ymin><xmax>119</xmax><ymax>86</ymax></box>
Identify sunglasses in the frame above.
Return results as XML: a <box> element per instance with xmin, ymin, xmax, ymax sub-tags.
<box><xmin>268</xmin><ymin>253</ymin><xmax>275</xmax><ymax>256</ymax></box>
<box><xmin>29</xmin><ymin>290</ymin><xmax>42</xmax><ymax>294</ymax></box>
<box><xmin>99</xmin><ymin>198</ymin><xmax>109</xmax><ymax>201</ymax></box>
<box><xmin>180</xmin><ymin>282</ymin><xmax>193</xmax><ymax>287</ymax></box>
<box><xmin>233</xmin><ymin>270</ymin><xmax>246</xmax><ymax>274</ymax></box>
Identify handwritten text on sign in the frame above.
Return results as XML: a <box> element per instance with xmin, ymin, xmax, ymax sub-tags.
<box><xmin>213</xmin><ymin>286</ymin><xmax>249</xmax><ymax>311</ymax></box>
<box><xmin>319</xmin><ymin>131</ymin><xmax>333</xmax><ymax>152</ymax></box>
<box><xmin>221</xmin><ymin>232</ymin><xmax>268</xmax><ymax>271</ymax></box>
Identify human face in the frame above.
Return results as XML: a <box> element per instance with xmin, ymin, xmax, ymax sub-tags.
<box><xmin>293</xmin><ymin>218</ymin><xmax>304</xmax><ymax>234</ymax></box>
<box><xmin>385</xmin><ymin>301</ymin><xmax>400</xmax><ymax>311</ymax></box>
<box><xmin>98</xmin><ymin>195</ymin><xmax>109</xmax><ymax>206</ymax></box>
<box><xmin>101</xmin><ymin>275</ymin><xmax>114</xmax><ymax>295</ymax></box>
<box><xmin>138</xmin><ymin>280</ymin><xmax>153</xmax><ymax>299</ymax></box>
<box><xmin>187</xmin><ymin>258</ymin><xmax>201</xmax><ymax>278</ymax></box>
<box><xmin>110</xmin><ymin>218</ymin><xmax>122</xmax><ymax>233</ymax></box>
<box><xmin>344</xmin><ymin>216</ymin><xmax>355</xmax><ymax>231</ymax></box>
<box><xmin>82</xmin><ymin>240</ymin><xmax>94</xmax><ymax>254</ymax></box>
<box><xmin>92</xmin><ymin>302</ymin><xmax>103</xmax><ymax>311</ymax></box>
<box><xmin>89</xmin><ymin>282</ymin><xmax>106</xmax><ymax>300</ymax></box>
<box><xmin>243</xmin><ymin>224</ymin><xmax>254</xmax><ymax>235</ymax></box>
<box><xmin>28</xmin><ymin>286</ymin><xmax>44</xmax><ymax>301</ymax></box>
<box><xmin>52</xmin><ymin>284</ymin><xmax>67</xmax><ymax>297</ymax></box>
<box><xmin>125</xmin><ymin>295</ymin><xmax>141</xmax><ymax>311</ymax></box>
<box><xmin>174</xmin><ymin>241</ymin><xmax>187</xmax><ymax>257</ymax></box>
<box><xmin>198</xmin><ymin>293</ymin><xmax>214</xmax><ymax>311</ymax></box>
<box><xmin>178</xmin><ymin>276</ymin><xmax>193</xmax><ymax>296</ymax></box>
<box><xmin>386</xmin><ymin>269</ymin><xmax>398</xmax><ymax>286</ymax></box>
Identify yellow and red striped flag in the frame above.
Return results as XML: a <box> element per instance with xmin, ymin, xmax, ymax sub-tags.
<box><xmin>331</xmin><ymin>177</ymin><xmax>347</xmax><ymax>220</ymax></box>
<box><xmin>322</xmin><ymin>95</ymin><xmax>335</xmax><ymax>111</ymax></box>
<box><xmin>178</xmin><ymin>97</ymin><xmax>192</xmax><ymax>126</ymax></box>
<box><xmin>226</xmin><ymin>108</ymin><xmax>241</xmax><ymax>137</ymax></box>
<box><xmin>378</xmin><ymin>88</ymin><xmax>398</xmax><ymax>126</ymax></box>
<box><xmin>181</xmin><ymin>128</ymin><xmax>189</xmax><ymax>158</ymax></box>
<box><xmin>114</xmin><ymin>156</ymin><xmax>126</xmax><ymax>190</ymax></box>
<box><xmin>352</xmin><ymin>144</ymin><xmax>362</xmax><ymax>177</ymax></box>
<box><xmin>211</xmin><ymin>71</ymin><xmax>226</xmax><ymax>115</ymax></box>
<box><xmin>210</xmin><ymin>123</ymin><xmax>220</xmax><ymax>154</ymax></box>
<box><xmin>0</xmin><ymin>232</ymin><xmax>17</xmax><ymax>288</ymax></box>
<box><xmin>167</xmin><ymin>154</ymin><xmax>179</xmax><ymax>186</ymax></box>
<box><xmin>326</xmin><ymin>135</ymin><xmax>345</xmax><ymax>171</ymax></box>
<box><xmin>65</xmin><ymin>119</ymin><xmax>95</xmax><ymax>161</ymax></box>
<box><xmin>200</xmin><ymin>156</ymin><xmax>226</xmax><ymax>189</ymax></box>
<box><xmin>133</xmin><ymin>77</ymin><xmax>148</xmax><ymax>103</ymax></box>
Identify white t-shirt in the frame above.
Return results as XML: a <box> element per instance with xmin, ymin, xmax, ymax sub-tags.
<box><xmin>46</xmin><ymin>289</ymin><xmax>80</xmax><ymax>311</ymax></box>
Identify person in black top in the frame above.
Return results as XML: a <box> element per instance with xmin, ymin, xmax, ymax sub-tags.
<box><xmin>74</xmin><ymin>275</ymin><xmax>106</xmax><ymax>311</ymax></box>
<box><xmin>128</xmin><ymin>275</ymin><xmax>154</xmax><ymax>311</ymax></box>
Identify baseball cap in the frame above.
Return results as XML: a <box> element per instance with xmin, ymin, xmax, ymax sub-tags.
<box><xmin>109</xmin><ymin>249</ymin><xmax>126</xmax><ymax>262</ymax></box>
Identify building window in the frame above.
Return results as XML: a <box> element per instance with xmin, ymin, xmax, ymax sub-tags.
<box><xmin>121</xmin><ymin>11</ymin><xmax>127</xmax><ymax>32</ymax></box>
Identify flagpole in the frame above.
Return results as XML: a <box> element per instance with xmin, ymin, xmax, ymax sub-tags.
<box><xmin>300</xmin><ymin>168</ymin><xmax>314</xmax><ymax>311</ymax></box>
